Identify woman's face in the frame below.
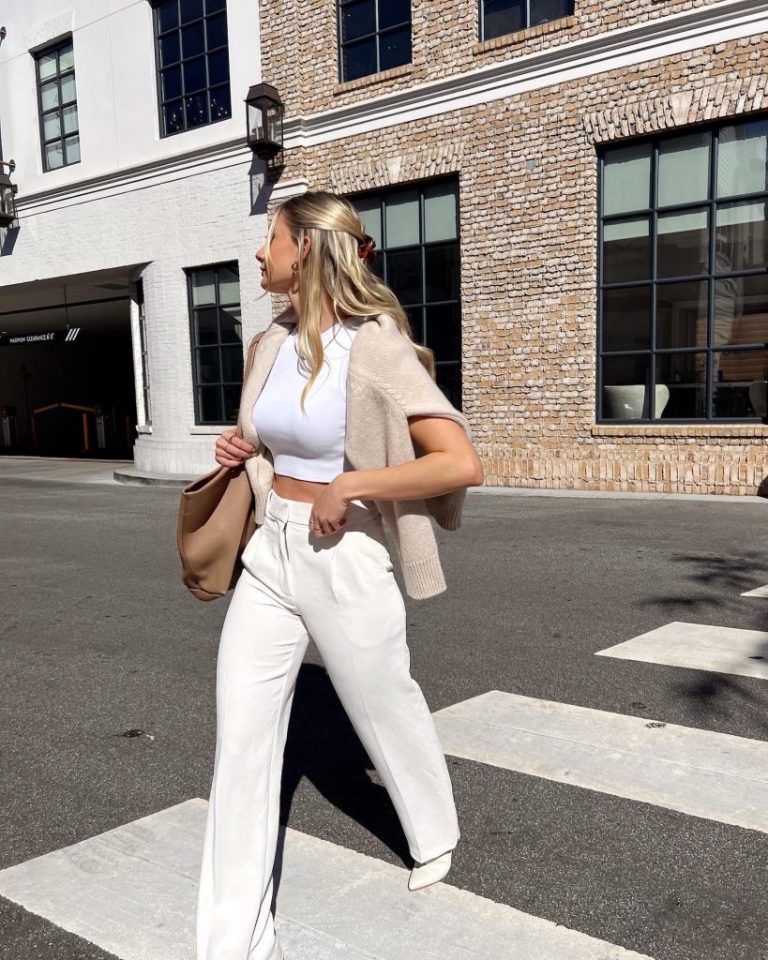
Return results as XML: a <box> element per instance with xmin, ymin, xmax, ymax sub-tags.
<box><xmin>255</xmin><ymin>213</ymin><xmax>308</xmax><ymax>294</ymax></box>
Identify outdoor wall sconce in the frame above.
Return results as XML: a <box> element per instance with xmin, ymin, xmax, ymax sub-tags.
<box><xmin>0</xmin><ymin>159</ymin><xmax>18</xmax><ymax>228</ymax></box>
<box><xmin>245</xmin><ymin>83</ymin><xmax>284</xmax><ymax>172</ymax></box>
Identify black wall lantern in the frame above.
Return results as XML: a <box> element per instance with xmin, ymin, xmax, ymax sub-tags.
<box><xmin>0</xmin><ymin>159</ymin><xmax>18</xmax><ymax>228</ymax></box>
<box><xmin>245</xmin><ymin>83</ymin><xmax>284</xmax><ymax>171</ymax></box>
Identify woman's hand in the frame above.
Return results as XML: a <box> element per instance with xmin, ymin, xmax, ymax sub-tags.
<box><xmin>309</xmin><ymin>476</ymin><xmax>351</xmax><ymax>537</ymax></box>
<box><xmin>215</xmin><ymin>429</ymin><xmax>258</xmax><ymax>469</ymax></box>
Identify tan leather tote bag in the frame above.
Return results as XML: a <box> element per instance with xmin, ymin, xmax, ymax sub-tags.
<box><xmin>176</xmin><ymin>331</ymin><xmax>265</xmax><ymax>601</ymax></box>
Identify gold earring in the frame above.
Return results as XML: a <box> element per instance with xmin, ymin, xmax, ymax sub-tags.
<box><xmin>291</xmin><ymin>261</ymin><xmax>298</xmax><ymax>271</ymax></box>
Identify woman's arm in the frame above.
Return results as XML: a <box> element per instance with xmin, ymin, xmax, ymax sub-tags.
<box><xmin>334</xmin><ymin>415</ymin><xmax>484</xmax><ymax>503</ymax></box>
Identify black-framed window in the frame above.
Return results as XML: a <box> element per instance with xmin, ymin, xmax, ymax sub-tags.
<box><xmin>34</xmin><ymin>38</ymin><xmax>80</xmax><ymax>172</ymax></box>
<box><xmin>598</xmin><ymin>115</ymin><xmax>768</xmax><ymax>423</ymax></box>
<box><xmin>350</xmin><ymin>177</ymin><xmax>462</xmax><ymax>409</ymax></box>
<box><xmin>150</xmin><ymin>0</ymin><xmax>231</xmax><ymax>137</ymax></box>
<box><xmin>186</xmin><ymin>262</ymin><xmax>242</xmax><ymax>424</ymax></box>
<box><xmin>480</xmin><ymin>0</ymin><xmax>574</xmax><ymax>40</ymax></box>
<box><xmin>338</xmin><ymin>0</ymin><xmax>411</xmax><ymax>84</ymax></box>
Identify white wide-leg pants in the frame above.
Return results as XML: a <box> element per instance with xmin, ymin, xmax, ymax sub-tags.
<box><xmin>196</xmin><ymin>487</ymin><xmax>460</xmax><ymax>960</ymax></box>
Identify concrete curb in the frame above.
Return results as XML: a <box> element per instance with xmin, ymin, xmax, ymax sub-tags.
<box><xmin>113</xmin><ymin>468</ymin><xmax>193</xmax><ymax>488</ymax></box>
<box><xmin>470</xmin><ymin>486</ymin><xmax>767</xmax><ymax>505</ymax></box>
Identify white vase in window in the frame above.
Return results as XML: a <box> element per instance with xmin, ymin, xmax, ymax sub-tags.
<box><xmin>749</xmin><ymin>381</ymin><xmax>768</xmax><ymax>418</ymax></box>
<box><xmin>604</xmin><ymin>384</ymin><xmax>670</xmax><ymax>419</ymax></box>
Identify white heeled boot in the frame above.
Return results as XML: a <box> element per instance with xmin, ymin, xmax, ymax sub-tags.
<box><xmin>407</xmin><ymin>850</ymin><xmax>452</xmax><ymax>891</ymax></box>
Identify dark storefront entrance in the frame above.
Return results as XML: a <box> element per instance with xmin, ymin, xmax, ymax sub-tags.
<box><xmin>0</xmin><ymin>269</ymin><xmax>140</xmax><ymax>459</ymax></box>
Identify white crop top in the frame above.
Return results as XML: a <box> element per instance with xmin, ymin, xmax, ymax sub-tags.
<box><xmin>251</xmin><ymin>321</ymin><xmax>359</xmax><ymax>482</ymax></box>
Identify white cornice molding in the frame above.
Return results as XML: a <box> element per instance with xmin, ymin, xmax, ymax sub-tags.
<box><xmin>284</xmin><ymin>0</ymin><xmax>768</xmax><ymax>146</ymax></box>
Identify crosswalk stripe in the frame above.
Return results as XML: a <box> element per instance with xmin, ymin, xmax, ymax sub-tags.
<box><xmin>594</xmin><ymin>621</ymin><xmax>768</xmax><ymax>680</ymax></box>
<box><xmin>741</xmin><ymin>584</ymin><xmax>768</xmax><ymax>598</ymax></box>
<box><xmin>0</xmin><ymin>798</ymin><xmax>653</xmax><ymax>959</ymax></box>
<box><xmin>433</xmin><ymin>690</ymin><xmax>768</xmax><ymax>833</ymax></box>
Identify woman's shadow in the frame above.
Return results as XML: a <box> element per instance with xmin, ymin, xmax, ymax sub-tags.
<box><xmin>270</xmin><ymin>661</ymin><xmax>413</xmax><ymax>908</ymax></box>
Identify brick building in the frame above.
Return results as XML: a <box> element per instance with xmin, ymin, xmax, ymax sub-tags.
<box><xmin>259</xmin><ymin>0</ymin><xmax>768</xmax><ymax>495</ymax></box>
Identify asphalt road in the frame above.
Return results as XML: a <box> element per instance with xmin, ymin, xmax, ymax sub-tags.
<box><xmin>1</xmin><ymin>478</ymin><xmax>767</xmax><ymax>960</ymax></box>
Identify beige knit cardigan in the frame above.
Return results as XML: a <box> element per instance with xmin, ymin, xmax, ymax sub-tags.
<box><xmin>237</xmin><ymin>305</ymin><xmax>474</xmax><ymax>600</ymax></box>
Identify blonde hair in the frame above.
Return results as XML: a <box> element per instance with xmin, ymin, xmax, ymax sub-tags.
<box><xmin>259</xmin><ymin>190</ymin><xmax>436</xmax><ymax>413</ymax></box>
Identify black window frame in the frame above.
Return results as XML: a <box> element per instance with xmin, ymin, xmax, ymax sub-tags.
<box><xmin>596</xmin><ymin>113</ymin><xmax>768</xmax><ymax>424</ymax></box>
<box><xmin>185</xmin><ymin>261</ymin><xmax>243</xmax><ymax>426</ymax></box>
<box><xmin>149</xmin><ymin>0</ymin><xmax>232</xmax><ymax>139</ymax></box>
<box><xmin>337</xmin><ymin>0</ymin><xmax>412</xmax><ymax>84</ymax></box>
<box><xmin>347</xmin><ymin>175</ymin><xmax>463</xmax><ymax>409</ymax></box>
<box><xmin>34</xmin><ymin>36</ymin><xmax>80</xmax><ymax>173</ymax></box>
<box><xmin>479</xmin><ymin>0</ymin><xmax>575</xmax><ymax>41</ymax></box>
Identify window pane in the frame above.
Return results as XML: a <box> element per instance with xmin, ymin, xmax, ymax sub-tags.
<box><xmin>715</xmin><ymin>201</ymin><xmax>768</xmax><ymax>273</ymax></box>
<box><xmin>40</xmin><ymin>80</ymin><xmax>59</xmax><ymax>112</ymax></box>
<box><xmin>713</xmin><ymin>350</ymin><xmax>767</xmax><ymax>417</ymax></box>
<box><xmin>717</xmin><ymin>118</ymin><xmax>768</xmax><ymax>198</ymax></box>
<box><xmin>163</xmin><ymin>99</ymin><xmax>184</xmax><ymax>134</ymax></box>
<box><xmin>341</xmin><ymin>0</ymin><xmax>376</xmax><ymax>42</ymax></box>
<box><xmin>183</xmin><ymin>57</ymin><xmax>206</xmax><ymax>93</ymax></box>
<box><xmin>425</xmin><ymin>303</ymin><xmax>461</xmax><ymax>363</ymax></box>
<box><xmin>182</xmin><ymin>21</ymin><xmax>205</xmax><ymax>59</ymax></box>
<box><xmin>199</xmin><ymin>386</ymin><xmax>222</xmax><ymax>421</ymax></box>
<box><xmin>379</xmin><ymin>0</ymin><xmax>411</xmax><ymax>29</ymax></box>
<box><xmin>484</xmin><ymin>0</ymin><xmax>524</xmax><ymax>39</ymax></box>
<box><xmin>436</xmin><ymin>363</ymin><xmax>462</xmax><ymax>410</ymax></box>
<box><xmin>388</xmin><ymin>249</ymin><xmax>421</xmax><ymax>304</ymax></box>
<box><xmin>425</xmin><ymin>244</ymin><xmax>459</xmax><ymax>302</ymax></box>
<box><xmin>602</xmin><ymin>217</ymin><xmax>651</xmax><ymax>283</ymax></box>
<box><xmin>64</xmin><ymin>134</ymin><xmax>80</xmax><ymax>164</ymax></box>
<box><xmin>43</xmin><ymin>112</ymin><xmax>61</xmax><ymax>141</ymax></box>
<box><xmin>343</xmin><ymin>38</ymin><xmax>376</xmax><ymax>81</ymax></box>
<box><xmin>37</xmin><ymin>52</ymin><xmax>57</xmax><ymax>81</ymax></box>
<box><xmin>657</xmin><ymin>208</ymin><xmax>709</xmax><ymax>278</ymax></box>
<box><xmin>714</xmin><ymin>274</ymin><xmax>768</xmax><ymax>346</ymax></box>
<box><xmin>218</xmin><ymin>267</ymin><xmax>240</xmax><ymax>304</ymax></box>
<box><xmin>220</xmin><ymin>307</ymin><xmax>242</xmax><ymax>343</ymax></box>
<box><xmin>195</xmin><ymin>308</ymin><xmax>218</xmax><ymax>344</ymax></box>
<box><xmin>45</xmin><ymin>141</ymin><xmax>64</xmax><ymax>170</ymax></box>
<box><xmin>657</xmin><ymin>353</ymin><xmax>706</xmax><ymax>419</ymax></box>
<box><xmin>185</xmin><ymin>91</ymin><xmax>209</xmax><ymax>126</ymax></box>
<box><xmin>62</xmin><ymin>103</ymin><xmax>78</xmax><ymax>135</ymax></box>
<box><xmin>209</xmin><ymin>84</ymin><xmax>231</xmax><ymax>121</ymax></box>
<box><xmin>221</xmin><ymin>346</ymin><xmax>244</xmax><ymax>383</ymax></box>
<box><xmin>206</xmin><ymin>12</ymin><xmax>228</xmax><ymax>48</ymax></box>
<box><xmin>180</xmin><ymin>0</ymin><xmax>204</xmax><ymax>24</ymax></box>
<box><xmin>386</xmin><ymin>190</ymin><xmax>420</xmax><ymax>247</ymax></box>
<box><xmin>602</xmin><ymin>355</ymin><xmax>652</xmax><ymax>419</ymax></box>
<box><xmin>379</xmin><ymin>26</ymin><xmax>411</xmax><ymax>71</ymax></box>
<box><xmin>354</xmin><ymin>197</ymin><xmax>382</xmax><ymax>248</ymax></box>
<box><xmin>158</xmin><ymin>0</ymin><xmax>179</xmax><ymax>32</ymax></box>
<box><xmin>424</xmin><ymin>182</ymin><xmax>457</xmax><ymax>242</ymax></box>
<box><xmin>602</xmin><ymin>143</ymin><xmax>652</xmax><ymax>216</ymax></box>
<box><xmin>656</xmin><ymin>280</ymin><xmax>708</xmax><ymax>350</ymax></box>
<box><xmin>59</xmin><ymin>43</ymin><xmax>74</xmax><ymax>72</ymax></box>
<box><xmin>160</xmin><ymin>31</ymin><xmax>181</xmax><ymax>66</ymax></box>
<box><xmin>206</xmin><ymin>0</ymin><xmax>226</xmax><ymax>13</ymax></box>
<box><xmin>162</xmin><ymin>65</ymin><xmax>182</xmax><ymax>101</ymax></box>
<box><xmin>223</xmin><ymin>384</ymin><xmax>241</xmax><ymax>421</ymax></box>
<box><xmin>530</xmin><ymin>0</ymin><xmax>572</xmax><ymax>26</ymax></box>
<box><xmin>658</xmin><ymin>131</ymin><xmax>710</xmax><ymax>207</ymax></box>
<box><xmin>60</xmin><ymin>73</ymin><xmax>76</xmax><ymax>105</ymax></box>
<box><xmin>192</xmin><ymin>271</ymin><xmax>216</xmax><ymax>306</ymax></box>
<box><xmin>602</xmin><ymin>286</ymin><xmax>651</xmax><ymax>351</ymax></box>
<box><xmin>208</xmin><ymin>49</ymin><xmax>229</xmax><ymax>86</ymax></box>
<box><xmin>197</xmin><ymin>347</ymin><xmax>220</xmax><ymax>383</ymax></box>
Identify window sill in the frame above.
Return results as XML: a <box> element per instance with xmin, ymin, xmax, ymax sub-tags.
<box><xmin>190</xmin><ymin>425</ymin><xmax>230</xmax><ymax>434</ymax></box>
<box><xmin>592</xmin><ymin>423</ymin><xmax>768</xmax><ymax>438</ymax></box>
<box><xmin>333</xmin><ymin>62</ymin><xmax>420</xmax><ymax>96</ymax></box>
<box><xmin>472</xmin><ymin>15</ymin><xmax>576</xmax><ymax>55</ymax></box>
<box><xmin>136</xmin><ymin>424</ymin><xmax>152</xmax><ymax>435</ymax></box>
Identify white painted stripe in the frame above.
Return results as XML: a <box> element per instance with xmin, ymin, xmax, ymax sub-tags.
<box><xmin>595</xmin><ymin>621</ymin><xmax>768</xmax><ymax>681</ymax></box>
<box><xmin>741</xmin><ymin>584</ymin><xmax>768</xmax><ymax>598</ymax></box>
<box><xmin>0</xmin><ymin>798</ymin><xmax>652</xmax><ymax>960</ymax></box>
<box><xmin>433</xmin><ymin>691</ymin><xmax>768</xmax><ymax>833</ymax></box>
<box><xmin>286</xmin><ymin>0</ymin><xmax>768</xmax><ymax>147</ymax></box>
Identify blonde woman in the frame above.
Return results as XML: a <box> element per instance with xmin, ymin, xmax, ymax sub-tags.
<box><xmin>196</xmin><ymin>191</ymin><xmax>483</xmax><ymax>960</ymax></box>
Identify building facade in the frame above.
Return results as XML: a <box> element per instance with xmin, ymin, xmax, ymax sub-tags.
<box><xmin>260</xmin><ymin>0</ymin><xmax>768</xmax><ymax>495</ymax></box>
<box><xmin>2</xmin><ymin>0</ymin><xmax>768</xmax><ymax>493</ymax></box>
<box><xmin>0</xmin><ymin>0</ymin><xmax>287</xmax><ymax>475</ymax></box>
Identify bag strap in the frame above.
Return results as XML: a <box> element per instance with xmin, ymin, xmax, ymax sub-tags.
<box><xmin>234</xmin><ymin>330</ymin><xmax>266</xmax><ymax>440</ymax></box>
